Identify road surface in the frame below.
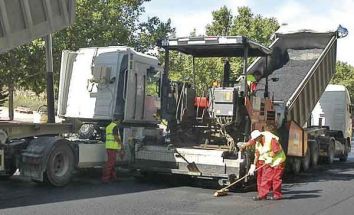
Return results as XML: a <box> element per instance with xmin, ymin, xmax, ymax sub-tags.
<box><xmin>0</xmin><ymin>149</ymin><xmax>353</xmax><ymax>215</ymax></box>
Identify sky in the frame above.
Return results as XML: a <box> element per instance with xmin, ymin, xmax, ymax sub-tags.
<box><xmin>142</xmin><ymin>0</ymin><xmax>354</xmax><ymax>66</ymax></box>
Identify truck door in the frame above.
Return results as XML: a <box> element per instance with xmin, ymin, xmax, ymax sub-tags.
<box><xmin>124</xmin><ymin>53</ymin><xmax>154</xmax><ymax>121</ymax></box>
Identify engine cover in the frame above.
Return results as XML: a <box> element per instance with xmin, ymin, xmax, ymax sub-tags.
<box><xmin>209</xmin><ymin>87</ymin><xmax>238</xmax><ymax>117</ymax></box>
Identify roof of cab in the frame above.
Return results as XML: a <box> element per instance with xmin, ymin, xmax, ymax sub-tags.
<box><xmin>158</xmin><ymin>36</ymin><xmax>271</xmax><ymax>57</ymax></box>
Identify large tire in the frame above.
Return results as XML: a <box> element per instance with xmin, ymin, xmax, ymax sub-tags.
<box><xmin>239</xmin><ymin>151</ymin><xmax>252</xmax><ymax>178</ymax></box>
<box><xmin>291</xmin><ymin>157</ymin><xmax>301</xmax><ymax>175</ymax></box>
<box><xmin>45</xmin><ymin>143</ymin><xmax>75</xmax><ymax>186</ymax></box>
<box><xmin>309</xmin><ymin>140</ymin><xmax>319</xmax><ymax>167</ymax></box>
<box><xmin>325</xmin><ymin>140</ymin><xmax>335</xmax><ymax>164</ymax></box>
<box><xmin>301</xmin><ymin>147</ymin><xmax>311</xmax><ymax>171</ymax></box>
<box><xmin>0</xmin><ymin>157</ymin><xmax>17</xmax><ymax>180</ymax></box>
<box><xmin>339</xmin><ymin>140</ymin><xmax>349</xmax><ymax>162</ymax></box>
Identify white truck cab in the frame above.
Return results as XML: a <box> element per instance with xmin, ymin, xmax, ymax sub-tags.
<box><xmin>58</xmin><ymin>46</ymin><xmax>161</xmax><ymax>123</ymax></box>
<box><xmin>311</xmin><ymin>84</ymin><xmax>352</xmax><ymax>142</ymax></box>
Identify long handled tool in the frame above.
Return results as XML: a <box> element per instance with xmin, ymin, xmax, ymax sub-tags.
<box><xmin>174</xmin><ymin>149</ymin><xmax>201</xmax><ymax>173</ymax></box>
<box><xmin>213</xmin><ymin>163</ymin><xmax>266</xmax><ymax>197</ymax></box>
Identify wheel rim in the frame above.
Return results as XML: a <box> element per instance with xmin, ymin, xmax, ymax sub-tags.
<box><xmin>51</xmin><ymin>152</ymin><xmax>69</xmax><ymax>177</ymax></box>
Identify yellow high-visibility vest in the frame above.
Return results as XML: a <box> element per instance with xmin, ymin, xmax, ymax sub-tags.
<box><xmin>105</xmin><ymin>122</ymin><xmax>121</xmax><ymax>150</ymax></box>
<box><xmin>246</xmin><ymin>74</ymin><xmax>256</xmax><ymax>86</ymax></box>
<box><xmin>255</xmin><ymin>131</ymin><xmax>286</xmax><ymax>167</ymax></box>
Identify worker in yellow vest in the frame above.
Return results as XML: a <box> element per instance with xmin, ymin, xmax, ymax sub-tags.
<box><xmin>240</xmin><ymin>129</ymin><xmax>286</xmax><ymax>200</ymax></box>
<box><xmin>246</xmin><ymin>70</ymin><xmax>262</xmax><ymax>96</ymax></box>
<box><xmin>102</xmin><ymin>119</ymin><xmax>124</xmax><ymax>183</ymax></box>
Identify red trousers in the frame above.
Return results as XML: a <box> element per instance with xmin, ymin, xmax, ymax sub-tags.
<box><xmin>102</xmin><ymin>149</ymin><xmax>118</xmax><ymax>182</ymax></box>
<box><xmin>258</xmin><ymin>163</ymin><xmax>285</xmax><ymax>199</ymax></box>
<box><xmin>256</xmin><ymin>160</ymin><xmax>265</xmax><ymax>193</ymax></box>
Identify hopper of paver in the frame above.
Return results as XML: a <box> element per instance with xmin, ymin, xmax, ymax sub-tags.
<box><xmin>248</xmin><ymin>30</ymin><xmax>339</xmax><ymax>127</ymax></box>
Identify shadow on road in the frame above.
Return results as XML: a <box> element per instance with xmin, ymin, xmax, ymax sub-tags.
<box><xmin>0</xmin><ymin>169</ymin><xmax>179</xmax><ymax>210</ymax></box>
<box><xmin>282</xmin><ymin>189</ymin><xmax>322</xmax><ymax>200</ymax></box>
<box><xmin>284</xmin><ymin>159</ymin><xmax>354</xmax><ymax>184</ymax></box>
<box><xmin>1</xmin><ymin>155</ymin><xmax>353</xmax><ymax>209</ymax></box>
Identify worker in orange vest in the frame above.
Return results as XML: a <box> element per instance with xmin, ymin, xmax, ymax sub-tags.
<box><xmin>102</xmin><ymin>119</ymin><xmax>124</xmax><ymax>183</ymax></box>
<box><xmin>240</xmin><ymin>129</ymin><xmax>286</xmax><ymax>200</ymax></box>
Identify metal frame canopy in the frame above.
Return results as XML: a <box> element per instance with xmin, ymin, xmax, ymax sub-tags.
<box><xmin>158</xmin><ymin>36</ymin><xmax>271</xmax><ymax>57</ymax></box>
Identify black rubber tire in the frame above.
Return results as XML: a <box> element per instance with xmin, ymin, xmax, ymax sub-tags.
<box><xmin>0</xmin><ymin>168</ymin><xmax>16</xmax><ymax>180</ymax></box>
<box><xmin>325</xmin><ymin>140</ymin><xmax>335</xmax><ymax>164</ymax></box>
<box><xmin>291</xmin><ymin>157</ymin><xmax>301</xmax><ymax>175</ymax></box>
<box><xmin>301</xmin><ymin>147</ymin><xmax>311</xmax><ymax>171</ymax></box>
<box><xmin>0</xmin><ymin>159</ymin><xmax>17</xmax><ymax>180</ymax></box>
<box><xmin>239</xmin><ymin>151</ymin><xmax>252</xmax><ymax>178</ymax></box>
<box><xmin>310</xmin><ymin>140</ymin><xmax>319</xmax><ymax>167</ymax></box>
<box><xmin>339</xmin><ymin>141</ymin><xmax>349</xmax><ymax>162</ymax></box>
<box><xmin>37</xmin><ymin>105</ymin><xmax>48</xmax><ymax>114</ymax></box>
<box><xmin>45</xmin><ymin>143</ymin><xmax>75</xmax><ymax>186</ymax></box>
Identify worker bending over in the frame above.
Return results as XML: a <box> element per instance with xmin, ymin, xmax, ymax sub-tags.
<box><xmin>102</xmin><ymin>118</ymin><xmax>124</xmax><ymax>183</ymax></box>
<box><xmin>240</xmin><ymin>129</ymin><xmax>286</xmax><ymax>200</ymax></box>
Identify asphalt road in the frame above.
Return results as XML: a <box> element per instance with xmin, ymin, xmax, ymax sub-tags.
<box><xmin>1</xmin><ymin>149</ymin><xmax>354</xmax><ymax>215</ymax></box>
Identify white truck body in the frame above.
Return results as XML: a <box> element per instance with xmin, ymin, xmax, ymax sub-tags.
<box><xmin>58</xmin><ymin>47</ymin><xmax>160</xmax><ymax>122</ymax></box>
<box><xmin>311</xmin><ymin>84</ymin><xmax>352</xmax><ymax>140</ymax></box>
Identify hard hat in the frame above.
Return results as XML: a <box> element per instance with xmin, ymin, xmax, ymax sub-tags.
<box><xmin>250</xmin><ymin>130</ymin><xmax>262</xmax><ymax>140</ymax></box>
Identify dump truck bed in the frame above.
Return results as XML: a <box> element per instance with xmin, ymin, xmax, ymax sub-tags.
<box><xmin>255</xmin><ymin>48</ymin><xmax>322</xmax><ymax>102</ymax></box>
<box><xmin>0</xmin><ymin>0</ymin><xmax>75</xmax><ymax>54</ymax></box>
<box><xmin>248</xmin><ymin>31</ymin><xmax>338</xmax><ymax>126</ymax></box>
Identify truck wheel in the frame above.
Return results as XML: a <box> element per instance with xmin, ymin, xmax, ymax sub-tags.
<box><xmin>339</xmin><ymin>141</ymin><xmax>349</xmax><ymax>162</ymax></box>
<box><xmin>45</xmin><ymin>143</ymin><xmax>75</xmax><ymax>186</ymax></box>
<box><xmin>310</xmin><ymin>140</ymin><xmax>319</xmax><ymax>167</ymax></box>
<box><xmin>325</xmin><ymin>141</ymin><xmax>335</xmax><ymax>164</ymax></box>
<box><xmin>239</xmin><ymin>151</ymin><xmax>251</xmax><ymax>178</ymax></box>
<box><xmin>301</xmin><ymin>148</ymin><xmax>311</xmax><ymax>171</ymax></box>
<box><xmin>0</xmin><ymin>158</ymin><xmax>17</xmax><ymax>180</ymax></box>
<box><xmin>291</xmin><ymin>157</ymin><xmax>301</xmax><ymax>175</ymax></box>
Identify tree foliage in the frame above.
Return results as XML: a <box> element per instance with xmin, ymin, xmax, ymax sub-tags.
<box><xmin>231</xmin><ymin>7</ymin><xmax>279</xmax><ymax>46</ymax></box>
<box><xmin>206</xmin><ymin>6</ymin><xmax>233</xmax><ymax>36</ymax></box>
<box><xmin>168</xmin><ymin>6</ymin><xmax>279</xmax><ymax>94</ymax></box>
<box><xmin>0</xmin><ymin>0</ymin><xmax>172</xmax><ymax>98</ymax></box>
<box><xmin>332</xmin><ymin>62</ymin><xmax>354</xmax><ymax>100</ymax></box>
<box><xmin>136</xmin><ymin>17</ymin><xmax>175</xmax><ymax>53</ymax></box>
<box><xmin>0</xmin><ymin>84</ymin><xmax>8</xmax><ymax>106</ymax></box>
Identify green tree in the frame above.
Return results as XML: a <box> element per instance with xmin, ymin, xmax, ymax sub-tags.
<box><xmin>206</xmin><ymin>6</ymin><xmax>233</xmax><ymax>36</ymax></box>
<box><xmin>332</xmin><ymin>61</ymin><xmax>354</xmax><ymax>100</ymax></box>
<box><xmin>136</xmin><ymin>17</ymin><xmax>175</xmax><ymax>53</ymax></box>
<box><xmin>0</xmin><ymin>0</ymin><xmax>149</xmax><ymax>100</ymax></box>
<box><xmin>168</xmin><ymin>6</ymin><xmax>279</xmax><ymax>94</ymax></box>
<box><xmin>229</xmin><ymin>7</ymin><xmax>279</xmax><ymax>77</ymax></box>
<box><xmin>231</xmin><ymin>7</ymin><xmax>279</xmax><ymax>46</ymax></box>
<box><xmin>0</xmin><ymin>84</ymin><xmax>8</xmax><ymax>106</ymax></box>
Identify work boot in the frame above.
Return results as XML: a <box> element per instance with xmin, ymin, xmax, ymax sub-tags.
<box><xmin>252</xmin><ymin>196</ymin><xmax>266</xmax><ymax>201</ymax></box>
<box><xmin>267</xmin><ymin>196</ymin><xmax>282</xmax><ymax>200</ymax></box>
<box><xmin>266</xmin><ymin>196</ymin><xmax>274</xmax><ymax>200</ymax></box>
